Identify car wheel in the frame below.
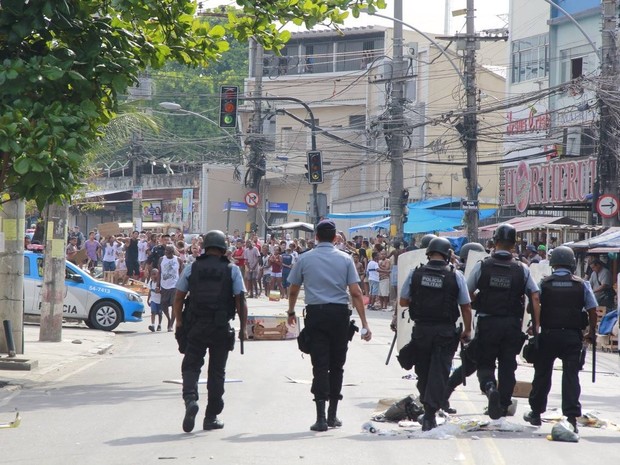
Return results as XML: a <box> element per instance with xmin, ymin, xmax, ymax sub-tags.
<box><xmin>84</xmin><ymin>318</ymin><xmax>95</xmax><ymax>329</ymax></box>
<box><xmin>90</xmin><ymin>301</ymin><xmax>122</xmax><ymax>331</ymax></box>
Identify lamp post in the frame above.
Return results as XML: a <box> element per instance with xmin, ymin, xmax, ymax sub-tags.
<box><xmin>159</xmin><ymin>102</ymin><xmax>244</xmax><ymax>233</ymax></box>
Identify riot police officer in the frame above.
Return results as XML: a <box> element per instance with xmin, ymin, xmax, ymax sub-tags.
<box><xmin>399</xmin><ymin>237</ymin><xmax>472</xmax><ymax>431</ymax></box>
<box><xmin>172</xmin><ymin>230</ymin><xmax>247</xmax><ymax>433</ymax></box>
<box><xmin>523</xmin><ymin>246</ymin><xmax>597</xmax><ymax>433</ymax></box>
<box><xmin>419</xmin><ymin>233</ymin><xmax>437</xmax><ymax>249</ymax></box>
<box><xmin>467</xmin><ymin>223</ymin><xmax>540</xmax><ymax>420</ymax></box>
<box><xmin>286</xmin><ymin>219</ymin><xmax>372</xmax><ymax>432</ymax></box>
<box><xmin>457</xmin><ymin>242</ymin><xmax>486</xmax><ymax>272</ymax></box>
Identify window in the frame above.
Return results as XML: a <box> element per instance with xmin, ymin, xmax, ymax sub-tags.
<box><xmin>336</xmin><ymin>38</ymin><xmax>384</xmax><ymax>72</ymax></box>
<box><xmin>303</xmin><ymin>43</ymin><xmax>332</xmax><ymax>74</ymax></box>
<box><xmin>23</xmin><ymin>256</ymin><xmax>30</xmax><ymax>276</ymax></box>
<box><xmin>349</xmin><ymin>115</ymin><xmax>366</xmax><ymax>130</ymax></box>
<box><xmin>560</xmin><ymin>44</ymin><xmax>595</xmax><ymax>82</ymax></box>
<box><xmin>511</xmin><ymin>34</ymin><xmax>549</xmax><ymax>84</ymax></box>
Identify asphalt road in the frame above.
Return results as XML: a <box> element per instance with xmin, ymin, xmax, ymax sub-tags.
<box><xmin>1</xmin><ymin>304</ymin><xmax>619</xmax><ymax>465</ymax></box>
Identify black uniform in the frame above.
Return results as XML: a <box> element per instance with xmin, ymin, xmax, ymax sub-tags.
<box><xmin>529</xmin><ymin>273</ymin><xmax>589</xmax><ymax>419</ymax></box>
<box><xmin>181</xmin><ymin>255</ymin><xmax>236</xmax><ymax>419</ymax></box>
<box><xmin>407</xmin><ymin>260</ymin><xmax>462</xmax><ymax>418</ymax></box>
<box><xmin>472</xmin><ymin>253</ymin><xmax>529</xmax><ymax>415</ymax></box>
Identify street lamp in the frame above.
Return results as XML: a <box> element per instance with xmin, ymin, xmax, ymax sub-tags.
<box><xmin>158</xmin><ymin>102</ymin><xmax>243</xmax><ymax>151</ymax></box>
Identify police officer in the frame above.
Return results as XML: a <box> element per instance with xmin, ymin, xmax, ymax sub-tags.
<box><xmin>467</xmin><ymin>223</ymin><xmax>540</xmax><ymax>420</ymax></box>
<box><xmin>523</xmin><ymin>246</ymin><xmax>597</xmax><ymax>433</ymax></box>
<box><xmin>172</xmin><ymin>230</ymin><xmax>247</xmax><ymax>433</ymax></box>
<box><xmin>399</xmin><ymin>237</ymin><xmax>472</xmax><ymax>431</ymax></box>
<box><xmin>457</xmin><ymin>242</ymin><xmax>486</xmax><ymax>272</ymax></box>
<box><xmin>286</xmin><ymin>219</ymin><xmax>372</xmax><ymax>432</ymax></box>
<box><xmin>419</xmin><ymin>233</ymin><xmax>437</xmax><ymax>249</ymax></box>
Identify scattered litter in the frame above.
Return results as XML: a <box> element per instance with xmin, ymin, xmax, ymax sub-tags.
<box><xmin>71</xmin><ymin>339</ymin><xmax>83</xmax><ymax>345</ymax></box>
<box><xmin>0</xmin><ymin>412</ymin><xmax>20</xmax><ymax>429</ymax></box>
<box><xmin>487</xmin><ymin>418</ymin><xmax>527</xmax><ymax>432</ymax></box>
<box><xmin>401</xmin><ymin>374</ymin><xmax>416</xmax><ymax>380</ymax></box>
<box><xmin>549</xmin><ymin>420</ymin><xmax>579</xmax><ymax>442</ymax></box>
<box><xmin>284</xmin><ymin>376</ymin><xmax>359</xmax><ymax>386</ymax></box>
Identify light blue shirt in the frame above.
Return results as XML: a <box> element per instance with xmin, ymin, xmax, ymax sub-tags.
<box><xmin>467</xmin><ymin>250</ymin><xmax>540</xmax><ymax>295</ymax></box>
<box><xmin>286</xmin><ymin>242</ymin><xmax>359</xmax><ymax>305</ymax></box>
<box><xmin>543</xmin><ymin>269</ymin><xmax>598</xmax><ymax>310</ymax></box>
<box><xmin>400</xmin><ymin>265</ymin><xmax>471</xmax><ymax>305</ymax></box>
<box><xmin>176</xmin><ymin>258</ymin><xmax>246</xmax><ymax>295</ymax></box>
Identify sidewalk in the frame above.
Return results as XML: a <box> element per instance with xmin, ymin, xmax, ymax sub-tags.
<box><xmin>0</xmin><ymin>322</ymin><xmax>115</xmax><ymax>389</ymax></box>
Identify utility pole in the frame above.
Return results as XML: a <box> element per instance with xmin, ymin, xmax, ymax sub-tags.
<box><xmin>463</xmin><ymin>0</ymin><xmax>479</xmax><ymax>242</ymax></box>
<box><xmin>131</xmin><ymin>132</ymin><xmax>143</xmax><ymax>232</ymax></box>
<box><xmin>599</xmin><ymin>0</ymin><xmax>619</xmax><ymax>227</ymax></box>
<box><xmin>246</xmin><ymin>38</ymin><xmax>264</xmax><ymax>238</ymax></box>
<box><xmin>389</xmin><ymin>0</ymin><xmax>405</xmax><ymax>241</ymax></box>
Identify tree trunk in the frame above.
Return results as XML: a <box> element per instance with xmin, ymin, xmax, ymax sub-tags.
<box><xmin>39</xmin><ymin>202</ymin><xmax>67</xmax><ymax>342</ymax></box>
<box><xmin>0</xmin><ymin>199</ymin><xmax>25</xmax><ymax>354</ymax></box>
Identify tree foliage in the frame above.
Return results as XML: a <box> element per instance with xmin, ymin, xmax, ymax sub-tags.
<box><xmin>0</xmin><ymin>0</ymin><xmax>384</xmax><ymax>210</ymax></box>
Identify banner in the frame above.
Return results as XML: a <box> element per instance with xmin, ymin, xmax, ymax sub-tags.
<box><xmin>142</xmin><ymin>201</ymin><xmax>162</xmax><ymax>221</ymax></box>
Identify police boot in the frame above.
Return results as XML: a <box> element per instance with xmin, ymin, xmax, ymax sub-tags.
<box><xmin>485</xmin><ymin>382</ymin><xmax>502</xmax><ymax>420</ymax></box>
<box><xmin>182</xmin><ymin>397</ymin><xmax>199</xmax><ymax>433</ymax></box>
<box><xmin>421</xmin><ymin>411</ymin><xmax>437</xmax><ymax>432</ymax></box>
<box><xmin>327</xmin><ymin>399</ymin><xmax>342</xmax><ymax>428</ymax></box>
<box><xmin>566</xmin><ymin>416</ymin><xmax>578</xmax><ymax>434</ymax></box>
<box><xmin>310</xmin><ymin>400</ymin><xmax>328</xmax><ymax>432</ymax></box>
<box><xmin>203</xmin><ymin>415</ymin><xmax>224</xmax><ymax>430</ymax></box>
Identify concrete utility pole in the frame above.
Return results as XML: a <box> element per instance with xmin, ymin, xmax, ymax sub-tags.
<box><xmin>131</xmin><ymin>133</ymin><xmax>143</xmax><ymax>232</ymax></box>
<box><xmin>599</xmin><ymin>0</ymin><xmax>620</xmax><ymax>227</ymax></box>
<box><xmin>39</xmin><ymin>202</ymin><xmax>67</xmax><ymax>342</ymax></box>
<box><xmin>389</xmin><ymin>0</ymin><xmax>405</xmax><ymax>241</ymax></box>
<box><xmin>0</xmin><ymin>199</ymin><xmax>25</xmax><ymax>354</ymax></box>
<box><xmin>246</xmin><ymin>38</ymin><xmax>264</xmax><ymax>238</ymax></box>
<box><xmin>463</xmin><ymin>0</ymin><xmax>479</xmax><ymax>243</ymax></box>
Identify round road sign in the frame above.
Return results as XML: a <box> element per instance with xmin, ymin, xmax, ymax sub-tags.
<box><xmin>245</xmin><ymin>191</ymin><xmax>260</xmax><ymax>208</ymax></box>
<box><xmin>596</xmin><ymin>194</ymin><xmax>619</xmax><ymax>218</ymax></box>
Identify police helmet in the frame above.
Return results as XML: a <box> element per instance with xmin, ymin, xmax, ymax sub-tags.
<box><xmin>426</xmin><ymin>237</ymin><xmax>452</xmax><ymax>260</ymax></box>
<box><xmin>493</xmin><ymin>223</ymin><xmax>517</xmax><ymax>244</ymax></box>
<box><xmin>203</xmin><ymin>230</ymin><xmax>227</xmax><ymax>252</ymax></box>
<box><xmin>549</xmin><ymin>245</ymin><xmax>576</xmax><ymax>271</ymax></box>
<box><xmin>420</xmin><ymin>234</ymin><xmax>437</xmax><ymax>248</ymax></box>
<box><xmin>459</xmin><ymin>242</ymin><xmax>485</xmax><ymax>263</ymax></box>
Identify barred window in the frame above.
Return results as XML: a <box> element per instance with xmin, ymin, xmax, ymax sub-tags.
<box><xmin>511</xmin><ymin>34</ymin><xmax>549</xmax><ymax>84</ymax></box>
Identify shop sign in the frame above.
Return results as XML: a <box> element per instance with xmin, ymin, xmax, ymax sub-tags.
<box><xmin>503</xmin><ymin>158</ymin><xmax>596</xmax><ymax>213</ymax></box>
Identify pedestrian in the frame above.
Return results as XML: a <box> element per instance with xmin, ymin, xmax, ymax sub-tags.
<box><xmin>399</xmin><ymin>237</ymin><xmax>472</xmax><ymax>431</ymax></box>
<box><xmin>65</xmin><ymin>236</ymin><xmax>78</xmax><ymax>264</ymax></box>
<box><xmin>260</xmin><ymin>244</ymin><xmax>271</xmax><ymax>297</ymax></box>
<box><xmin>84</xmin><ymin>231</ymin><xmax>101</xmax><ymax>275</ymax></box>
<box><xmin>467</xmin><ymin>223</ymin><xmax>540</xmax><ymax>420</ymax></box>
<box><xmin>147</xmin><ymin>268</ymin><xmax>163</xmax><ymax>332</ymax></box>
<box><xmin>588</xmin><ymin>258</ymin><xmax>614</xmax><ymax>310</ymax></box>
<box><xmin>124</xmin><ymin>230</ymin><xmax>140</xmax><ymax>281</ymax></box>
<box><xmin>269</xmin><ymin>245</ymin><xmax>285</xmax><ymax>298</ymax></box>
<box><xmin>102</xmin><ymin>236</ymin><xmax>122</xmax><ymax>273</ymax></box>
<box><xmin>366</xmin><ymin>251</ymin><xmax>380</xmax><ymax>310</ymax></box>
<box><xmin>280</xmin><ymin>246</ymin><xmax>294</xmax><ymax>299</ymax></box>
<box><xmin>159</xmin><ymin>245</ymin><xmax>184</xmax><ymax>332</ymax></box>
<box><xmin>243</xmin><ymin>239</ymin><xmax>261</xmax><ymax>298</ymax></box>
<box><xmin>286</xmin><ymin>219</ymin><xmax>372</xmax><ymax>432</ymax></box>
<box><xmin>523</xmin><ymin>246</ymin><xmax>598</xmax><ymax>433</ymax></box>
<box><xmin>378</xmin><ymin>250</ymin><xmax>391</xmax><ymax>310</ymax></box>
<box><xmin>173</xmin><ymin>230</ymin><xmax>246</xmax><ymax>432</ymax></box>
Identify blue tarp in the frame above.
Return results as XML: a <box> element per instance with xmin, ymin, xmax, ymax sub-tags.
<box><xmin>403</xmin><ymin>207</ymin><xmax>496</xmax><ymax>234</ymax></box>
<box><xmin>328</xmin><ymin>210</ymin><xmax>390</xmax><ymax>220</ymax></box>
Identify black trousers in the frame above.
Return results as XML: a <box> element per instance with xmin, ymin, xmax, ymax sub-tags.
<box><xmin>181</xmin><ymin>321</ymin><xmax>230</xmax><ymax>417</ymax></box>
<box><xmin>529</xmin><ymin>329</ymin><xmax>583</xmax><ymax>418</ymax></box>
<box><xmin>476</xmin><ymin>316</ymin><xmax>524</xmax><ymax>409</ymax></box>
<box><xmin>411</xmin><ymin>323</ymin><xmax>458</xmax><ymax>414</ymax></box>
<box><xmin>305</xmin><ymin>306</ymin><xmax>350</xmax><ymax>402</ymax></box>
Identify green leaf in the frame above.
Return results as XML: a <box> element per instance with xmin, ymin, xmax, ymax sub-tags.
<box><xmin>41</xmin><ymin>66</ymin><xmax>64</xmax><ymax>80</ymax></box>
<box><xmin>13</xmin><ymin>157</ymin><xmax>30</xmax><ymax>175</ymax></box>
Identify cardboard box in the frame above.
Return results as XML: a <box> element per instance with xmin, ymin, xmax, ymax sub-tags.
<box><xmin>98</xmin><ymin>222</ymin><xmax>122</xmax><ymax>238</ymax></box>
<box><xmin>512</xmin><ymin>380</ymin><xmax>532</xmax><ymax>398</ymax></box>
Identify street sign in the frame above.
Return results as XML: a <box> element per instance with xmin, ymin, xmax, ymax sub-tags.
<box><xmin>461</xmin><ymin>199</ymin><xmax>479</xmax><ymax>211</ymax></box>
<box><xmin>245</xmin><ymin>191</ymin><xmax>260</xmax><ymax>208</ymax></box>
<box><xmin>596</xmin><ymin>194</ymin><xmax>619</xmax><ymax>218</ymax></box>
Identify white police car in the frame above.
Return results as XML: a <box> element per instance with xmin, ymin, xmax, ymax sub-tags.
<box><xmin>24</xmin><ymin>252</ymin><xmax>145</xmax><ymax>331</ymax></box>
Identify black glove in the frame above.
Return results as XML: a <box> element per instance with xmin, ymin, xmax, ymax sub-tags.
<box><xmin>175</xmin><ymin>326</ymin><xmax>187</xmax><ymax>354</ymax></box>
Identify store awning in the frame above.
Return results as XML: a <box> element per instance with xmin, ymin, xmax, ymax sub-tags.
<box><xmin>348</xmin><ymin>217</ymin><xmax>390</xmax><ymax>233</ymax></box>
<box><xmin>268</xmin><ymin>221</ymin><xmax>314</xmax><ymax>233</ymax></box>
<box><xmin>328</xmin><ymin>210</ymin><xmax>390</xmax><ymax>220</ymax></box>
<box><xmin>403</xmin><ymin>208</ymin><xmax>496</xmax><ymax>234</ymax></box>
<box><xmin>81</xmin><ymin>189</ymin><xmax>132</xmax><ymax>198</ymax></box>
<box><xmin>478</xmin><ymin>216</ymin><xmax>583</xmax><ymax>238</ymax></box>
<box><xmin>567</xmin><ymin>227</ymin><xmax>620</xmax><ymax>250</ymax></box>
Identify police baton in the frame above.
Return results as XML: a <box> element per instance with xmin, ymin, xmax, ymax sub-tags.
<box><xmin>386</xmin><ymin>332</ymin><xmax>397</xmax><ymax>365</ymax></box>
<box><xmin>459</xmin><ymin>323</ymin><xmax>466</xmax><ymax>387</ymax></box>
<box><xmin>591</xmin><ymin>334</ymin><xmax>596</xmax><ymax>383</ymax></box>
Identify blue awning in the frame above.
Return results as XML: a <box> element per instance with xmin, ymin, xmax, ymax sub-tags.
<box><xmin>348</xmin><ymin>217</ymin><xmax>390</xmax><ymax>232</ymax></box>
<box><xmin>403</xmin><ymin>208</ymin><xmax>496</xmax><ymax>234</ymax></box>
<box><xmin>328</xmin><ymin>210</ymin><xmax>390</xmax><ymax>220</ymax></box>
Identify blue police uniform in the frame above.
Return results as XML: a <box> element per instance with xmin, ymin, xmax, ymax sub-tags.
<box><xmin>528</xmin><ymin>269</ymin><xmax>596</xmax><ymax>421</ymax></box>
<box><xmin>467</xmin><ymin>250</ymin><xmax>540</xmax><ymax>418</ymax></box>
<box><xmin>287</xmin><ymin>240</ymin><xmax>359</xmax><ymax>404</ymax></box>
<box><xmin>176</xmin><ymin>256</ymin><xmax>245</xmax><ymax>429</ymax></box>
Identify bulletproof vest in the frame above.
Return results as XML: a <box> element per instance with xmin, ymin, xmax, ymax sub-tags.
<box><xmin>189</xmin><ymin>255</ymin><xmax>235</xmax><ymax>319</ymax></box>
<box><xmin>409</xmin><ymin>260</ymin><xmax>460</xmax><ymax>324</ymax></box>
<box><xmin>540</xmin><ymin>274</ymin><xmax>586</xmax><ymax>330</ymax></box>
<box><xmin>476</xmin><ymin>254</ymin><xmax>526</xmax><ymax>317</ymax></box>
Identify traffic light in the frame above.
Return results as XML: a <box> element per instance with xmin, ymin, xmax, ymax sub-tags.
<box><xmin>306</xmin><ymin>151</ymin><xmax>324</xmax><ymax>184</ymax></box>
<box><xmin>219</xmin><ymin>85</ymin><xmax>238</xmax><ymax>128</ymax></box>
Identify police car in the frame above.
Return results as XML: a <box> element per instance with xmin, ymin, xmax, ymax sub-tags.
<box><xmin>23</xmin><ymin>251</ymin><xmax>145</xmax><ymax>331</ymax></box>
